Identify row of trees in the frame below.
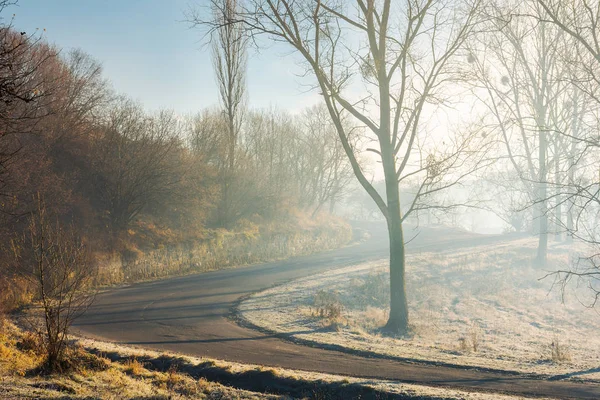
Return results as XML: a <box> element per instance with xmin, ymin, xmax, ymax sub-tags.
<box><xmin>0</xmin><ymin>0</ymin><xmax>359</xmax><ymax>370</ymax></box>
<box><xmin>0</xmin><ymin>37</ymin><xmax>354</xmax><ymax>248</ymax></box>
<box><xmin>468</xmin><ymin>0</ymin><xmax>600</xmax><ymax>267</ymax></box>
<box><xmin>529</xmin><ymin>0</ymin><xmax>600</xmax><ymax>304</ymax></box>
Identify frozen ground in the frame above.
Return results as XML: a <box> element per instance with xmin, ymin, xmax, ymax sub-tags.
<box><xmin>239</xmin><ymin>237</ymin><xmax>600</xmax><ymax>381</ymax></box>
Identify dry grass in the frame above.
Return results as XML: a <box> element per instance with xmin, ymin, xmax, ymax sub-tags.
<box><xmin>123</xmin><ymin>357</ymin><xmax>145</xmax><ymax>376</ymax></box>
<box><xmin>95</xmin><ymin>215</ymin><xmax>352</xmax><ymax>286</ymax></box>
<box><xmin>74</xmin><ymin>337</ymin><xmax>548</xmax><ymax>400</ymax></box>
<box><xmin>0</xmin><ymin>319</ymin><xmax>283</xmax><ymax>399</ymax></box>
<box><xmin>0</xmin><ymin>322</ymin><xmax>540</xmax><ymax>400</ymax></box>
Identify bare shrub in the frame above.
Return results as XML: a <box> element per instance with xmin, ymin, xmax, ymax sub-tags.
<box><xmin>457</xmin><ymin>324</ymin><xmax>481</xmax><ymax>353</ymax></box>
<box><xmin>458</xmin><ymin>337</ymin><xmax>469</xmax><ymax>352</ymax></box>
<box><xmin>551</xmin><ymin>337</ymin><xmax>571</xmax><ymax>363</ymax></box>
<box><xmin>312</xmin><ymin>290</ymin><xmax>343</xmax><ymax>320</ymax></box>
<box><xmin>11</xmin><ymin>196</ymin><xmax>96</xmax><ymax>372</ymax></box>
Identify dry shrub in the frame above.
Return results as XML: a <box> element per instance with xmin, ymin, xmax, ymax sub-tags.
<box><xmin>457</xmin><ymin>324</ymin><xmax>481</xmax><ymax>353</ymax></box>
<box><xmin>551</xmin><ymin>337</ymin><xmax>571</xmax><ymax>363</ymax></box>
<box><xmin>0</xmin><ymin>275</ymin><xmax>34</xmax><ymax>313</ymax></box>
<box><xmin>469</xmin><ymin>324</ymin><xmax>480</xmax><ymax>352</ymax></box>
<box><xmin>10</xmin><ymin>197</ymin><xmax>97</xmax><ymax>373</ymax></box>
<box><xmin>124</xmin><ymin>357</ymin><xmax>145</xmax><ymax>375</ymax></box>
<box><xmin>458</xmin><ymin>337</ymin><xmax>470</xmax><ymax>352</ymax></box>
<box><xmin>312</xmin><ymin>290</ymin><xmax>343</xmax><ymax>320</ymax></box>
<box><xmin>16</xmin><ymin>331</ymin><xmax>44</xmax><ymax>355</ymax></box>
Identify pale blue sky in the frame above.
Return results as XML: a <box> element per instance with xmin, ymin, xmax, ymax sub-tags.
<box><xmin>9</xmin><ymin>0</ymin><xmax>318</xmax><ymax>114</ymax></box>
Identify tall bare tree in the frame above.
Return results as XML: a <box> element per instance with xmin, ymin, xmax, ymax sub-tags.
<box><xmin>192</xmin><ymin>0</ymin><xmax>482</xmax><ymax>333</ymax></box>
<box><xmin>192</xmin><ymin>0</ymin><xmax>248</xmax><ymax>226</ymax></box>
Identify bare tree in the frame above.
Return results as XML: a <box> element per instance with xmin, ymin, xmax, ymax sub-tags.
<box><xmin>189</xmin><ymin>0</ymin><xmax>248</xmax><ymax>226</ymax></box>
<box><xmin>468</xmin><ymin>0</ymin><xmax>580</xmax><ymax>265</ymax></box>
<box><xmin>301</xmin><ymin>105</ymin><xmax>354</xmax><ymax>216</ymax></box>
<box><xmin>192</xmin><ymin>0</ymin><xmax>483</xmax><ymax>333</ymax></box>
<box><xmin>0</xmin><ymin>4</ymin><xmax>55</xmax><ymax>205</ymax></box>
<box><xmin>536</xmin><ymin>0</ymin><xmax>600</xmax><ymax>65</ymax></box>
<box><xmin>91</xmin><ymin>99</ymin><xmax>183</xmax><ymax>234</ymax></box>
<box><xmin>11</xmin><ymin>196</ymin><xmax>95</xmax><ymax>372</ymax></box>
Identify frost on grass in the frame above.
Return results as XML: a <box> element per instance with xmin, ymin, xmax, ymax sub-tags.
<box><xmin>0</xmin><ymin>319</ymin><xmax>282</xmax><ymax>400</ymax></box>
<box><xmin>74</xmin><ymin>338</ymin><xmax>550</xmax><ymax>400</ymax></box>
<box><xmin>1</xmin><ymin>317</ymin><xmax>545</xmax><ymax>399</ymax></box>
<box><xmin>239</xmin><ymin>237</ymin><xmax>600</xmax><ymax>380</ymax></box>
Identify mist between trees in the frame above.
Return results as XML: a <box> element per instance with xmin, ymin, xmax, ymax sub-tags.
<box><xmin>190</xmin><ymin>0</ymin><xmax>600</xmax><ymax>334</ymax></box>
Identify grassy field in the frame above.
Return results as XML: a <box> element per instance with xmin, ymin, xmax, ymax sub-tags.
<box><xmin>239</xmin><ymin>236</ymin><xmax>600</xmax><ymax>380</ymax></box>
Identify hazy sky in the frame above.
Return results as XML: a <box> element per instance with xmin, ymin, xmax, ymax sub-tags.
<box><xmin>9</xmin><ymin>0</ymin><xmax>319</xmax><ymax>114</ymax></box>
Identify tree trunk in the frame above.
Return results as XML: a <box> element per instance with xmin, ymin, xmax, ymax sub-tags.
<box><xmin>536</xmin><ymin>215</ymin><xmax>548</xmax><ymax>265</ymax></box>
<box><xmin>381</xmin><ymin>139</ymin><xmax>409</xmax><ymax>334</ymax></box>
<box><xmin>384</xmin><ymin>211</ymin><xmax>409</xmax><ymax>334</ymax></box>
<box><xmin>536</xmin><ymin>129</ymin><xmax>548</xmax><ymax>266</ymax></box>
<box><xmin>554</xmin><ymin>143</ymin><xmax>561</xmax><ymax>241</ymax></box>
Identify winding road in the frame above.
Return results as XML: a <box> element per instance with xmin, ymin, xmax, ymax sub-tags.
<box><xmin>74</xmin><ymin>222</ymin><xmax>600</xmax><ymax>399</ymax></box>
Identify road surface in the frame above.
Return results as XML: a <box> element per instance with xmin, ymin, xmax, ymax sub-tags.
<box><xmin>74</xmin><ymin>222</ymin><xmax>600</xmax><ymax>399</ymax></box>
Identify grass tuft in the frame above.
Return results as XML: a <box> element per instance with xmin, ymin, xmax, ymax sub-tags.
<box><xmin>550</xmin><ymin>337</ymin><xmax>571</xmax><ymax>363</ymax></box>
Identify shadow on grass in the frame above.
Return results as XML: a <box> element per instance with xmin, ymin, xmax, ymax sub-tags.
<box><xmin>549</xmin><ymin>367</ymin><xmax>600</xmax><ymax>381</ymax></box>
<box><xmin>87</xmin><ymin>349</ymin><xmax>445</xmax><ymax>400</ymax></box>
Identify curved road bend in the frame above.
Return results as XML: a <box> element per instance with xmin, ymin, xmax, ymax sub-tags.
<box><xmin>74</xmin><ymin>223</ymin><xmax>600</xmax><ymax>399</ymax></box>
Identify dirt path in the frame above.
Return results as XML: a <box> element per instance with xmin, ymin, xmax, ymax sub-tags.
<box><xmin>74</xmin><ymin>223</ymin><xmax>600</xmax><ymax>399</ymax></box>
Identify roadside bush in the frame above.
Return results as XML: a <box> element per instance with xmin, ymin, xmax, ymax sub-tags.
<box><xmin>10</xmin><ymin>197</ymin><xmax>97</xmax><ymax>373</ymax></box>
<box><xmin>312</xmin><ymin>290</ymin><xmax>343</xmax><ymax>320</ymax></box>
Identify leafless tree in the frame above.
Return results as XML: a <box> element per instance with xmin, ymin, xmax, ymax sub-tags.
<box><xmin>468</xmin><ymin>0</ymin><xmax>582</xmax><ymax>265</ymax></box>
<box><xmin>92</xmin><ymin>99</ymin><xmax>183</xmax><ymax>234</ymax></box>
<box><xmin>188</xmin><ymin>108</ymin><xmax>229</xmax><ymax>167</ymax></box>
<box><xmin>189</xmin><ymin>0</ymin><xmax>248</xmax><ymax>226</ymax></box>
<box><xmin>10</xmin><ymin>196</ymin><xmax>96</xmax><ymax>372</ymax></box>
<box><xmin>192</xmin><ymin>0</ymin><xmax>485</xmax><ymax>333</ymax></box>
<box><xmin>301</xmin><ymin>105</ymin><xmax>355</xmax><ymax>216</ymax></box>
<box><xmin>0</xmin><ymin>3</ymin><xmax>56</xmax><ymax>204</ymax></box>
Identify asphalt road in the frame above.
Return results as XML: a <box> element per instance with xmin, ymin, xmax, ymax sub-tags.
<box><xmin>74</xmin><ymin>222</ymin><xmax>600</xmax><ymax>399</ymax></box>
